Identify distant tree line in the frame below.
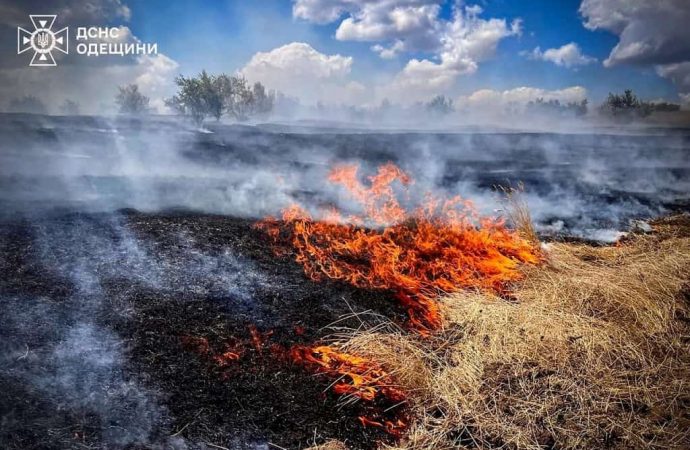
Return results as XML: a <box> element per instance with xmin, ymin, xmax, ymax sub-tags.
<box><xmin>165</xmin><ymin>71</ymin><xmax>274</xmax><ymax>125</ymax></box>
<box><xmin>3</xmin><ymin>85</ymin><xmax>684</xmax><ymax>122</ymax></box>
<box><xmin>526</xmin><ymin>98</ymin><xmax>588</xmax><ymax>116</ymax></box>
<box><xmin>600</xmin><ymin>89</ymin><xmax>680</xmax><ymax>119</ymax></box>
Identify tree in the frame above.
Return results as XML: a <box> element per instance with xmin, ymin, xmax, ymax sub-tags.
<box><xmin>224</xmin><ymin>75</ymin><xmax>253</xmax><ymax>121</ymax></box>
<box><xmin>9</xmin><ymin>95</ymin><xmax>47</xmax><ymax>114</ymax></box>
<box><xmin>426</xmin><ymin>95</ymin><xmax>454</xmax><ymax>115</ymax></box>
<box><xmin>569</xmin><ymin>99</ymin><xmax>588</xmax><ymax>116</ymax></box>
<box><xmin>601</xmin><ymin>89</ymin><xmax>651</xmax><ymax>118</ymax></box>
<box><xmin>250</xmin><ymin>82</ymin><xmax>274</xmax><ymax>117</ymax></box>
<box><xmin>115</xmin><ymin>84</ymin><xmax>150</xmax><ymax>115</ymax></box>
<box><xmin>166</xmin><ymin>71</ymin><xmax>274</xmax><ymax>124</ymax></box>
<box><xmin>60</xmin><ymin>99</ymin><xmax>80</xmax><ymax>115</ymax></box>
<box><xmin>166</xmin><ymin>74</ymin><xmax>208</xmax><ymax>125</ymax></box>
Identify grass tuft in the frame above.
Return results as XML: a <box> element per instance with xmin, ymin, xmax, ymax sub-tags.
<box><xmin>309</xmin><ymin>215</ymin><xmax>690</xmax><ymax>449</ymax></box>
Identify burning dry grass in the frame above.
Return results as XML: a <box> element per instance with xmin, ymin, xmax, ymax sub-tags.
<box><xmin>309</xmin><ymin>216</ymin><xmax>690</xmax><ymax>449</ymax></box>
<box><xmin>257</xmin><ymin>163</ymin><xmax>541</xmax><ymax>334</ymax></box>
<box><xmin>257</xmin><ymin>162</ymin><xmax>689</xmax><ymax>448</ymax></box>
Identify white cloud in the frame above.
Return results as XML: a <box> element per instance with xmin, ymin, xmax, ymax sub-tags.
<box><xmin>580</xmin><ymin>0</ymin><xmax>690</xmax><ymax>67</ymax></box>
<box><xmin>334</xmin><ymin>2</ymin><xmax>442</xmax><ymax>52</ymax></box>
<box><xmin>656</xmin><ymin>62</ymin><xmax>690</xmax><ymax>92</ymax></box>
<box><xmin>293</xmin><ymin>1</ymin><xmax>518</xmax><ymax>64</ymax></box>
<box><xmin>292</xmin><ymin>2</ymin><xmax>521</xmax><ymax>103</ymax></box>
<box><xmin>525</xmin><ymin>42</ymin><xmax>597</xmax><ymax>68</ymax></box>
<box><xmin>240</xmin><ymin>42</ymin><xmax>367</xmax><ymax>105</ymax></box>
<box><xmin>292</xmin><ymin>0</ymin><xmax>352</xmax><ymax>24</ymax></box>
<box><xmin>379</xmin><ymin>5</ymin><xmax>521</xmax><ymax>102</ymax></box>
<box><xmin>132</xmin><ymin>54</ymin><xmax>179</xmax><ymax>111</ymax></box>
<box><xmin>372</xmin><ymin>40</ymin><xmax>405</xmax><ymax>59</ymax></box>
<box><xmin>458</xmin><ymin>86</ymin><xmax>588</xmax><ymax>110</ymax></box>
<box><xmin>294</xmin><ymin>0</ymin><xmax>443</xmax><ymax>53</ymax></box>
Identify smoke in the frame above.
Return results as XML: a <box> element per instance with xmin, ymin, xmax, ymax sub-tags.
<box><xmin>0</xmin><ymin>293</ymin><xmax>173</xmax><ymax>448</ymax></box>
<box><xmin>0</xmin><ymin>114</ymin><xmax>687</xmax><ymax>241</ymax></box>
<box><xmin>0</xmin><ymin>111</ymin><xmax>687</xmax><ymax>448</ymax></box>
<box><xmin>0</xmin><ymin>211</ymin><xmax>270</xmax><ymax>448</ymax></box>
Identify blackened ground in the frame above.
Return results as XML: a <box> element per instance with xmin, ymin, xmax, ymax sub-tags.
<box><xmin>0</xmin><ymin>210</ymin><xmax>408</xmax><ymax>450</ymax></box>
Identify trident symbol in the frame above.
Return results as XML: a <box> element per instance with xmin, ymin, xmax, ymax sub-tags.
<box><xmin>36</xmin><ymin>32</ymin><xmax>50</xmax><ymax>49</ymax></box>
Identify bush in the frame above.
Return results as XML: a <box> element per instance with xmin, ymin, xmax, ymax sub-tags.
<box><xmin>650</xmin><ymin>101</ymin><xmax>681</xmax><ymax>112</ymax></box>
<box><xmin>425</xmin><ymin>95</ymin><xmax>454</xmax><ymax>115</ymax></box>
<box><xmin>115</xmin><ymin>84</ymin><xmax>150</xmax><ymax>115</ymax></box>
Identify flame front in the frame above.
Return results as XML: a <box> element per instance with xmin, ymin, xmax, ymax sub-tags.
<box><xmin>257</xmin><ymin>162</ymin><xmax>541</xmax><ymax>333</ymax></box>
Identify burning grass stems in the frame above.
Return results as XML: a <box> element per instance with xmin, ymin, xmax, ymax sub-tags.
<box><xmin>253</xmin><ymin>162</ymin><xmax>543</xmax><ymax>441</ymax></box>
<box><xmin>305</xmin><ymin>216</ymin><xmax>690</xmax><ymax>450</ymax></box>
<box><xmin>180</xmin><ymin>326</ymin><xmax>412</xmax><ymax>437</ymax></box>
<box><xmin>255</xmin><ymin>162</ymin><xmax>542</xmax><ymax>335</ymax></box>
<box><xmin>253</xmin><ymin>163</ymin><xmax>690</xmax><ymax>447</ymax></box>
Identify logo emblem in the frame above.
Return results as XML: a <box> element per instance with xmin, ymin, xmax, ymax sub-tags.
<box><xmin>18</xmin><ymin>15</ymin><xmax>68</xmax><ymax>67</ymax></box>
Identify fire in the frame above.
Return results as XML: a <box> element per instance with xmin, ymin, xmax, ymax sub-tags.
<box><xmin>291</xmin><ymin>344</ymin><xmax>408</xmax><ymax>437</ymax></box>
<box><xmin>290</xmin><ymin>345</ymin><xmax>406</xmax><ymax>403</ymax></box>
<box><xmin>256</xmin><ymin>162</ymin><xmax>541</xmax><ymax>333</ymax></box>
<box><xmin>181</xmin><ymin>329</ymin><xmax>409</xmax><ymax>438</ymax></box>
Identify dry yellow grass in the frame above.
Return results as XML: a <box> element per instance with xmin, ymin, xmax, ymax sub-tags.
<box><xmin>312</xmin><ymin>215</ymin><xmax>690</xmax><ymax>449</ymax></box>
<box><xmin>498</xmin><ymin>184</ymin><xmax>539</xmax><ymax>246</ymax></box>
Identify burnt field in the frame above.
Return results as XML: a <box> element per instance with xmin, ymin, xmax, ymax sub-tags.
<box><xmin>1</xmin><ymin>114</ymin><xmax>690</xmax><ymax>449</ymax></box>
<box><xmin>0</xmin><ymin>211</ymin><xmax>409</xmax><ymax>449</ymax></box>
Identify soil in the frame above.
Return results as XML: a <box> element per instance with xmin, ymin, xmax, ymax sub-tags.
<box><xmin>0</xmin><ymin>210</ymin><xmax>409</xmax><ymax>450</ymax></box>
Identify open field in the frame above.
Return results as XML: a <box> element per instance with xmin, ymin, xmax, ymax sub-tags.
<box><xmin>0</xmin><ymin>115</ymin><xmax>689</xmax><ymax>449</ymax></box>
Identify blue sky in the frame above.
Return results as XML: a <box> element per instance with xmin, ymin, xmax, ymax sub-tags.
<box><xmin>3</xmin><ymin>0</ymin><xmax>687</xmax><ymax>113</ymax></box>
<box><xmin>121</xmin><ymin>0</ymin><xmax>680</xmax><ymax>103</ymax></box>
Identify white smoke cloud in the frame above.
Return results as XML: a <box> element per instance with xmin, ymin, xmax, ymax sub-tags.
<box><xmin>680</xmin><ymin>92</ymin><xmax>690</xmax><ymax>109</ymax></box>
<box><xmin>656</xmin><ymin>62</ymin><xmax>690</xmax><ymax>94</ymax></box>
<box><xmin>0</xmin><ymin>52</ymin><xmax>179</xmax><ymax>114</ymax></box>
<box><xmin>580</xmin><ymin>0</ymin><xmax>690</xmax><ymax>67</ymax></box>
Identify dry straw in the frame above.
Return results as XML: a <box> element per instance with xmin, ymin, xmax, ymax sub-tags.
<box><xmin>307</xmin><ymin>215</ymin><xmax>690</xmax><ymax>449</ymax></box>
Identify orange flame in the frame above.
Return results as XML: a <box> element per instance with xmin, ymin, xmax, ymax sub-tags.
<box><xmin>181</xmin><ymin>329</ymin><xmax>409</xmax><ymax>438</ymax></box>
<box><xmin>291</xmin><ymin>344</ymin><xmax>409</xmax><ymax>437</ymax></box>
<box><xmin>290</xmin><ymin>345</ymin><xmax>407</xmax><ymax>403</ymax></box>
<box><xmin>256</xmin><ymin>162</ymin><xmax>541</xmax><ymax>333</ymax></box>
